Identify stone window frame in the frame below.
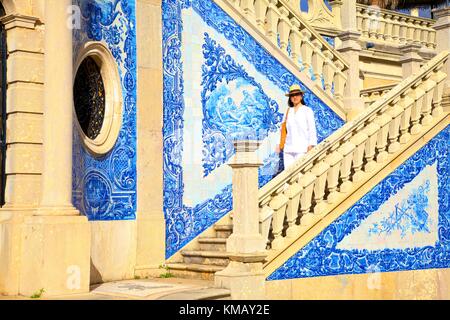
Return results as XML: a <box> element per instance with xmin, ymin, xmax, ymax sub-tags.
<box><xmin>73</xmin><ymin>41</ymin><xmax>123</xmax><ymax>156</ymax></box>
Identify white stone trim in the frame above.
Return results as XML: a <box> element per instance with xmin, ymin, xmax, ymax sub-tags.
<box><xmin>73</xmin><ymin>41</ymin><xmax>123</xmax><ymax>157</ymax></box>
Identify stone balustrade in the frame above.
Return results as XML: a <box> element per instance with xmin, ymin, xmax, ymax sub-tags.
<box><xmin>356</xmin><ymin>3</ymin><xmax>437</xmax><ymax>50</ymax></box>
<box><xmin>361</xmin><ymin>83</ymin><xmax>396</xmax><ymax>107</ymax></box>
<box><xmin>223</xmin><ymin>0</ymin><xmax>349</xmax><ymax>106</ymax></box>
<box><xmin>257</xmin><ymin>51</ymin><xmax>448</xmax><ymax>254</ymax></box>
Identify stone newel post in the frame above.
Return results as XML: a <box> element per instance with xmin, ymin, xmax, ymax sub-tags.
<box><xmin>215</xmin><ymin>140</ymin><xmax>267</xmax><ymax>300</ymax></box>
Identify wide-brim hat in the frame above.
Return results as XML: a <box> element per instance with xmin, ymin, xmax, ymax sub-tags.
<box><xmin>285</xmin><ymin>84</ymin><xmax>305</xmax><ymax>97</ymax></box>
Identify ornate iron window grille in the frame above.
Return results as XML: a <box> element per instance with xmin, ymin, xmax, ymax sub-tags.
<box><xmin>73</xmin><ymin>57</ymin><xmax>106</xmax><ymax>140</ymax></box>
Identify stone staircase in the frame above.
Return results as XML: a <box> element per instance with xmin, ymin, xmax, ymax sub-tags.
<box><xmin>166</xmin><ymin>51</ymin><xmax>450</xmax><ymax>281</ymax></box>
<box><xmin>167</xmin><ymin>224</ymin><xmax>233</xmax><ymax>280</ymax></box>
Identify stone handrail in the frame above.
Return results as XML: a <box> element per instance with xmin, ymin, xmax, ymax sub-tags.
<box><xmin>361</xmin><ymin>83</ymin><xmax>397</xmax><ymax>107</ymax></box>
<box><xmin>356</xmin><ymin>3</ymin><xmax>437</xmax><ymax>50</ymax></box>
<box><xmin>223</xmin><ymin>0</ymin><xmax>349</xmax><ymax>106</ymax></box>
<box><xmin>258</xmin><ymin>51</ymin><xmax>448</xmax><ymax>251</ymax></box>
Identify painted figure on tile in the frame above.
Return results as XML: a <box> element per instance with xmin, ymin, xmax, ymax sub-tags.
<box><xmin>276</xmin><ymin>84</ymin><xmax>318</xmax><ymax>169</ymax></box>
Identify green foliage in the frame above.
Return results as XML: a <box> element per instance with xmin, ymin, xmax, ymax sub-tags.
<box><xmin>30</xmin><ymin>288</ymin><xmax>45</xmax><ymax>299</ymax></box>
<box><xmin>159</xmin><ymin>264</ymin><xmax>174</xmax><ymax>278</ymax></box>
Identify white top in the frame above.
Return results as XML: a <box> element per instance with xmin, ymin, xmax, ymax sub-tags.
<box><xmin>282</xmin><ymin>105</ymin><xmax>318</xmax><ymax>154</ymax></box>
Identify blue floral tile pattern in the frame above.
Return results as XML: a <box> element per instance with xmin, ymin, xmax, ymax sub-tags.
<box><xmin>72</xmin><ymin>0</ymin><xmax>137</xmax><ymax>220</ymax></box>
<box><xmin>162</xmin><ymin>0</ymin><xmax>345</xmax><ymax>258</ymax></box>
<box><xmin>268</xmin><ymin>125</ymin><xmax>450</xmax><ymax>280</ymax></box>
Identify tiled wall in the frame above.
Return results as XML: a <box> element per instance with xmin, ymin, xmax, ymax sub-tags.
<box><xmin>162</xmin><ymin>0</ymin><xmax>345</xmax><ymax>257</ymax></box>
<box><xmin>72</xmin><ymin>0</ymin><xmax>137</xmax><ymax>221</ymax></box>
<box><xmin>269</xmin><ymin>125</ymin><xmax>450</xmax><ymax>280</ymax></box>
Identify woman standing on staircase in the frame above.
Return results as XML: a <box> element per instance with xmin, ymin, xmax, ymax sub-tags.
<box><xmin>276</xmin><ymin>84</ymin><xmax>318</xmax><ymax>169</ymax></box>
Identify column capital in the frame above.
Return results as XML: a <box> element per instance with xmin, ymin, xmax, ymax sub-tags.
<box><xmin>0</xmin><ymin>13</ymin><xmax>40</xmax><ymax>30</ymax></box>
<box><xmin>399</xmin><ymin>42</ymin><xmax>424</xmax><ymax>63</ymax></box>
<box><xmin>228</xmin><ymin>140</ymin><xmax>263</xmax><ymax>168</ymax></box>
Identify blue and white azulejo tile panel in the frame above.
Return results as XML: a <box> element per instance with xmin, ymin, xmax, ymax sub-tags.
<box><xmin>268</xmin><ymin>125</ymin><xmax>450</xmax><ymax>280</ymax></box>
<box><xmin>72</xmin><ymin>0</ymin><xmax>137</xmax><ymax>221</ymax></box>
<box><xmin>162</xmin><ymin>0</ymin><xmax>344</xmax><ymax>257</ymax></box>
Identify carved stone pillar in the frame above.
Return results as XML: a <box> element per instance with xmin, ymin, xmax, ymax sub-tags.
<box><xmin>215</xmin><ymin>140</ymin><xmax>267</xmax><ymax>300</ymax></box>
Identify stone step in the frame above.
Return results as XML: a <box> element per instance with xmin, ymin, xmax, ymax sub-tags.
<box><xmin>166</xmin><ymin>263</ymin><xmax>225</xmax><ymax>281</ymax></box>
<box><xmin>157</xmin><ymin>287</ymin><xmax>231</xmax><ymax>300</ymax></box>
<box><xmin>214</xmin><ymin>224</ymin><xmax>233</xmax><ymax>238</ymax></box>
<box><xmin>181</xmin><ymin>250</ymin><xmax>230</xmax><ymax>266</ymax></box>
<box><xmin>198</xmin><ymin>237</ymin><xmax>227</xmax><ymax>251</ymax></box>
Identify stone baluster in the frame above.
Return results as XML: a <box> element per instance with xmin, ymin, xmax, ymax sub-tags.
<box><xmin>311</xmin><ymin>39</ymin><xmax>325</xmax><ymax>86</ymax></box>
<box><xmin>406</xmin><ymin>18</ymin><xmax>416</xmax><ymax>43</ymax></box>
<box><xmin>374</xmin><ymin>107</ymin><xmax>392</xmax><ymax>163</ymax></box>
<box><xmin>376</xmin><ymin>11</ymin><xmax>386</xmax><ymax>40</ymax></box>
<box><xmin>240</xmin><ymin>0</ymin><xmax>256</xmax><ymax>24</ymax></box>
<box><xmin>384</xmin><ymin>14</ymin><xmax>393</xmax><ymax>41</ymax></box>
<box><xmin>367</xmin><ymin>9</ymin><xmax>378</xmax><ymax>40</ymax></box>
<box><xmin>266</xmin><ymin>0</ymin><xmax>281</xmax><ymax>45</ymax></box>
<box><xmin>268</xmin><ymin>187</ymin><xmax>289</xmax><ymax>250</ymax></box>
<box><xmin>431</xmin><ymin>70</ymin><xmax>447</xmax><ymax>117</ymax></box>
<box><xmin>254</xmin><ymin>0</ymin><xmax>269</xmax><ymax>32</ymax></box>
<box><xmin>229</xmin><ymin>0</ymin><xmax>241</xmax><ymax>9</ymax></box>
<box><xmin>324</xmin><ymin>144</ymin><xmax>343</xmax><ymax>204</ymax></box>
<box><xmin>289</xmin><ymin>18</ymin><xmax>302</xmax><ymax>67</ymax></box>
<box><xmin>391</xmin><ymin>15</ymin><xmax>400</xmax><ymax>42</ymax></box>
<box><xmin>362</xmin><ymin>117</ymin><xmax>380</xmax><ymax>173</ymax></box>
<box><xmin>258</xmin><ymin>197</ymin><xmax>273</xmax><ymax>248</ymax></box>
<box><xmin>298</xmin><ymin>166</ymin><xmax>316</xmax><ymax>227</ymax></box>
<box><xmin>420</xmin><ymin>76</ymin><xmax>436</xmax><ymax>126</ymax></box>
<box><xmin>322</xmin><ymin>50</ymin><xmax>336</xmax><ymax>96</ymax></box>
<box><xmin>300</xmin><ymin>29</ymin><xmax>314</xmax><ymax>72</ymax></box>
<box><xmin>311</xmin><ymin>156</ymin><xmax>330</xmax><ymax>215</ymax></box>
<box><xmin>356</xmin><ymin>6</ymin><xmax>364</xmax><ymax>34</ymax></box>
<box><xmin>386</xmin><ymin>99</ymin><xmax>403</xmax><ymax>154</ymax></box>
<box><xmin>398</xmin><ymin>93</ymin><xmax>415</xmax><ymax>144</ymax></box>
<box><xmin>284</xmin><ymin>175</ymin><xmax>303</xmax><ymax>238</ymax></box>
<box><xmin>398</xmin><ymin>17</ymin><xmax>408</xmax><ymax>44</ymax></box>
<box><xmin>278</xmin><ymin>6</ymin><xmax>291</xmax><ymax>54</ymax></box>
<box><xmin>419</xmin><ymin>21</ymin><xmax>429</xmax><ymax>48</ymax></box>
<box><xmin>412</xmin><ymin>20</ymin><xmax>423</xmax><ymax>43</ymax></box>
<box><xmin>427</xmin><ymin>29</ymin><xmax>436</xmax><ymax>49</ymax></box>
<box><xmin>410</xmin><ymin>83</ymin><xmax>426</xmax><ymax>135</ymax></box>
<box><xmin>337</xmin><ymin>133</ymin><xmax>356</xmax><ymax>193</ymax></box>
<box><xmin>361</xmin><ymin>8</ymin><xmax>370</xmax><ymax>38</ymax></box>
<box><xmin>333</xmin><ymin>60</ymin><xmax>346</xmax><ymax>106</ymax></box>
<box><xmin>350</xmin><ymin>128</ymin><xmax>368</xmax><ymax>183</ymax></box>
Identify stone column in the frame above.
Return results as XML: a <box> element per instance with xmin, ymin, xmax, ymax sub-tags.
<box><xmin>433</xmin><ymin>7</ymin><xmax>450</xmax><ymax>112</ymax></box>
<box><xmin>399</xmin><ymin>42</ymin><xmax>423</xmax><ymax>77</ymax></box>
<box><xmin>337</xmin><ymin>31</ymin><xmax>365</xmax><ymax>120</ymax></box>
<box><xmin>0</xmin><ymin>13</ymin><xmax>43</xmax><ymax>296</ymax></box>
<box><xmin>215</xmin><ymin>140</ymin><xmax>267</xmax><ymax>300</ymax></box>
<box><xmin>38</xmin><ymin>0</ymin><xmax>77</xmax><ymax>213</ymax></box>
<box><xmin>134</xmin><ymin>0</ymin><xmax>166</xmax><ymax>278</ymax></box>
<box><xmin>17</xmin><ymin>0</ymin><xmax>90</xmax><ymax>297</ymax></box>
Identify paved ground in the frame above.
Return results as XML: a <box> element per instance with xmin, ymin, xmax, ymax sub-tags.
<box><xmin>0</xmin><ymin>277</ymin><xmax>230</xmax><ymax>300</ymax></box>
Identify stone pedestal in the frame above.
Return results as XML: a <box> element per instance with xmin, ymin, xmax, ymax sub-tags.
<box><xmin>399</xmin><ymin>42</ymin><xmax>423</xmax><ymax>77</ymax></box>
<box><xmin>433</xmin><ymin>7</ymin><xmax>450</xmax><ymax>112</ymax></box>
<box><xmin>337</xmin><ymin>31</ymin><xmax>365</xmax><ymax>120</ymax></box>
<box><xmin>215</xmin><ymin>254</ymin><xmax>267</xmax><ymax>300</ymax></box>
<box><xmin>19</xmin><ymin>215</ymin><xmax>90</xmax><ymax>296</ymax></box>
<box><xmin>214</xmin><ymin>140</ymin><xmax>267</xmax><ymax>300</ymax></box>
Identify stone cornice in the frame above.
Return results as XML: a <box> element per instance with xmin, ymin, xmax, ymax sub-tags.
<box><xmin>0</xmin><ymin>14</ymin><xmax>40</xmax><ymax>30</ymax></box>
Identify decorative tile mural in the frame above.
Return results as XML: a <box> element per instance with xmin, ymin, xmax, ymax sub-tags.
<box><xmin>162</xmin><ymin>0</ymin><xmax>345</xmax><ymax>257</ymax></box>
<box><xmin>268</xmin><ymin>125</ymin><xmax>450</xmax><ymax>280</ymax></box>
<box><xmin>72</xmin><ymin>0</ymin><xmax>137</xmax><ymax>220</ymax></box>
